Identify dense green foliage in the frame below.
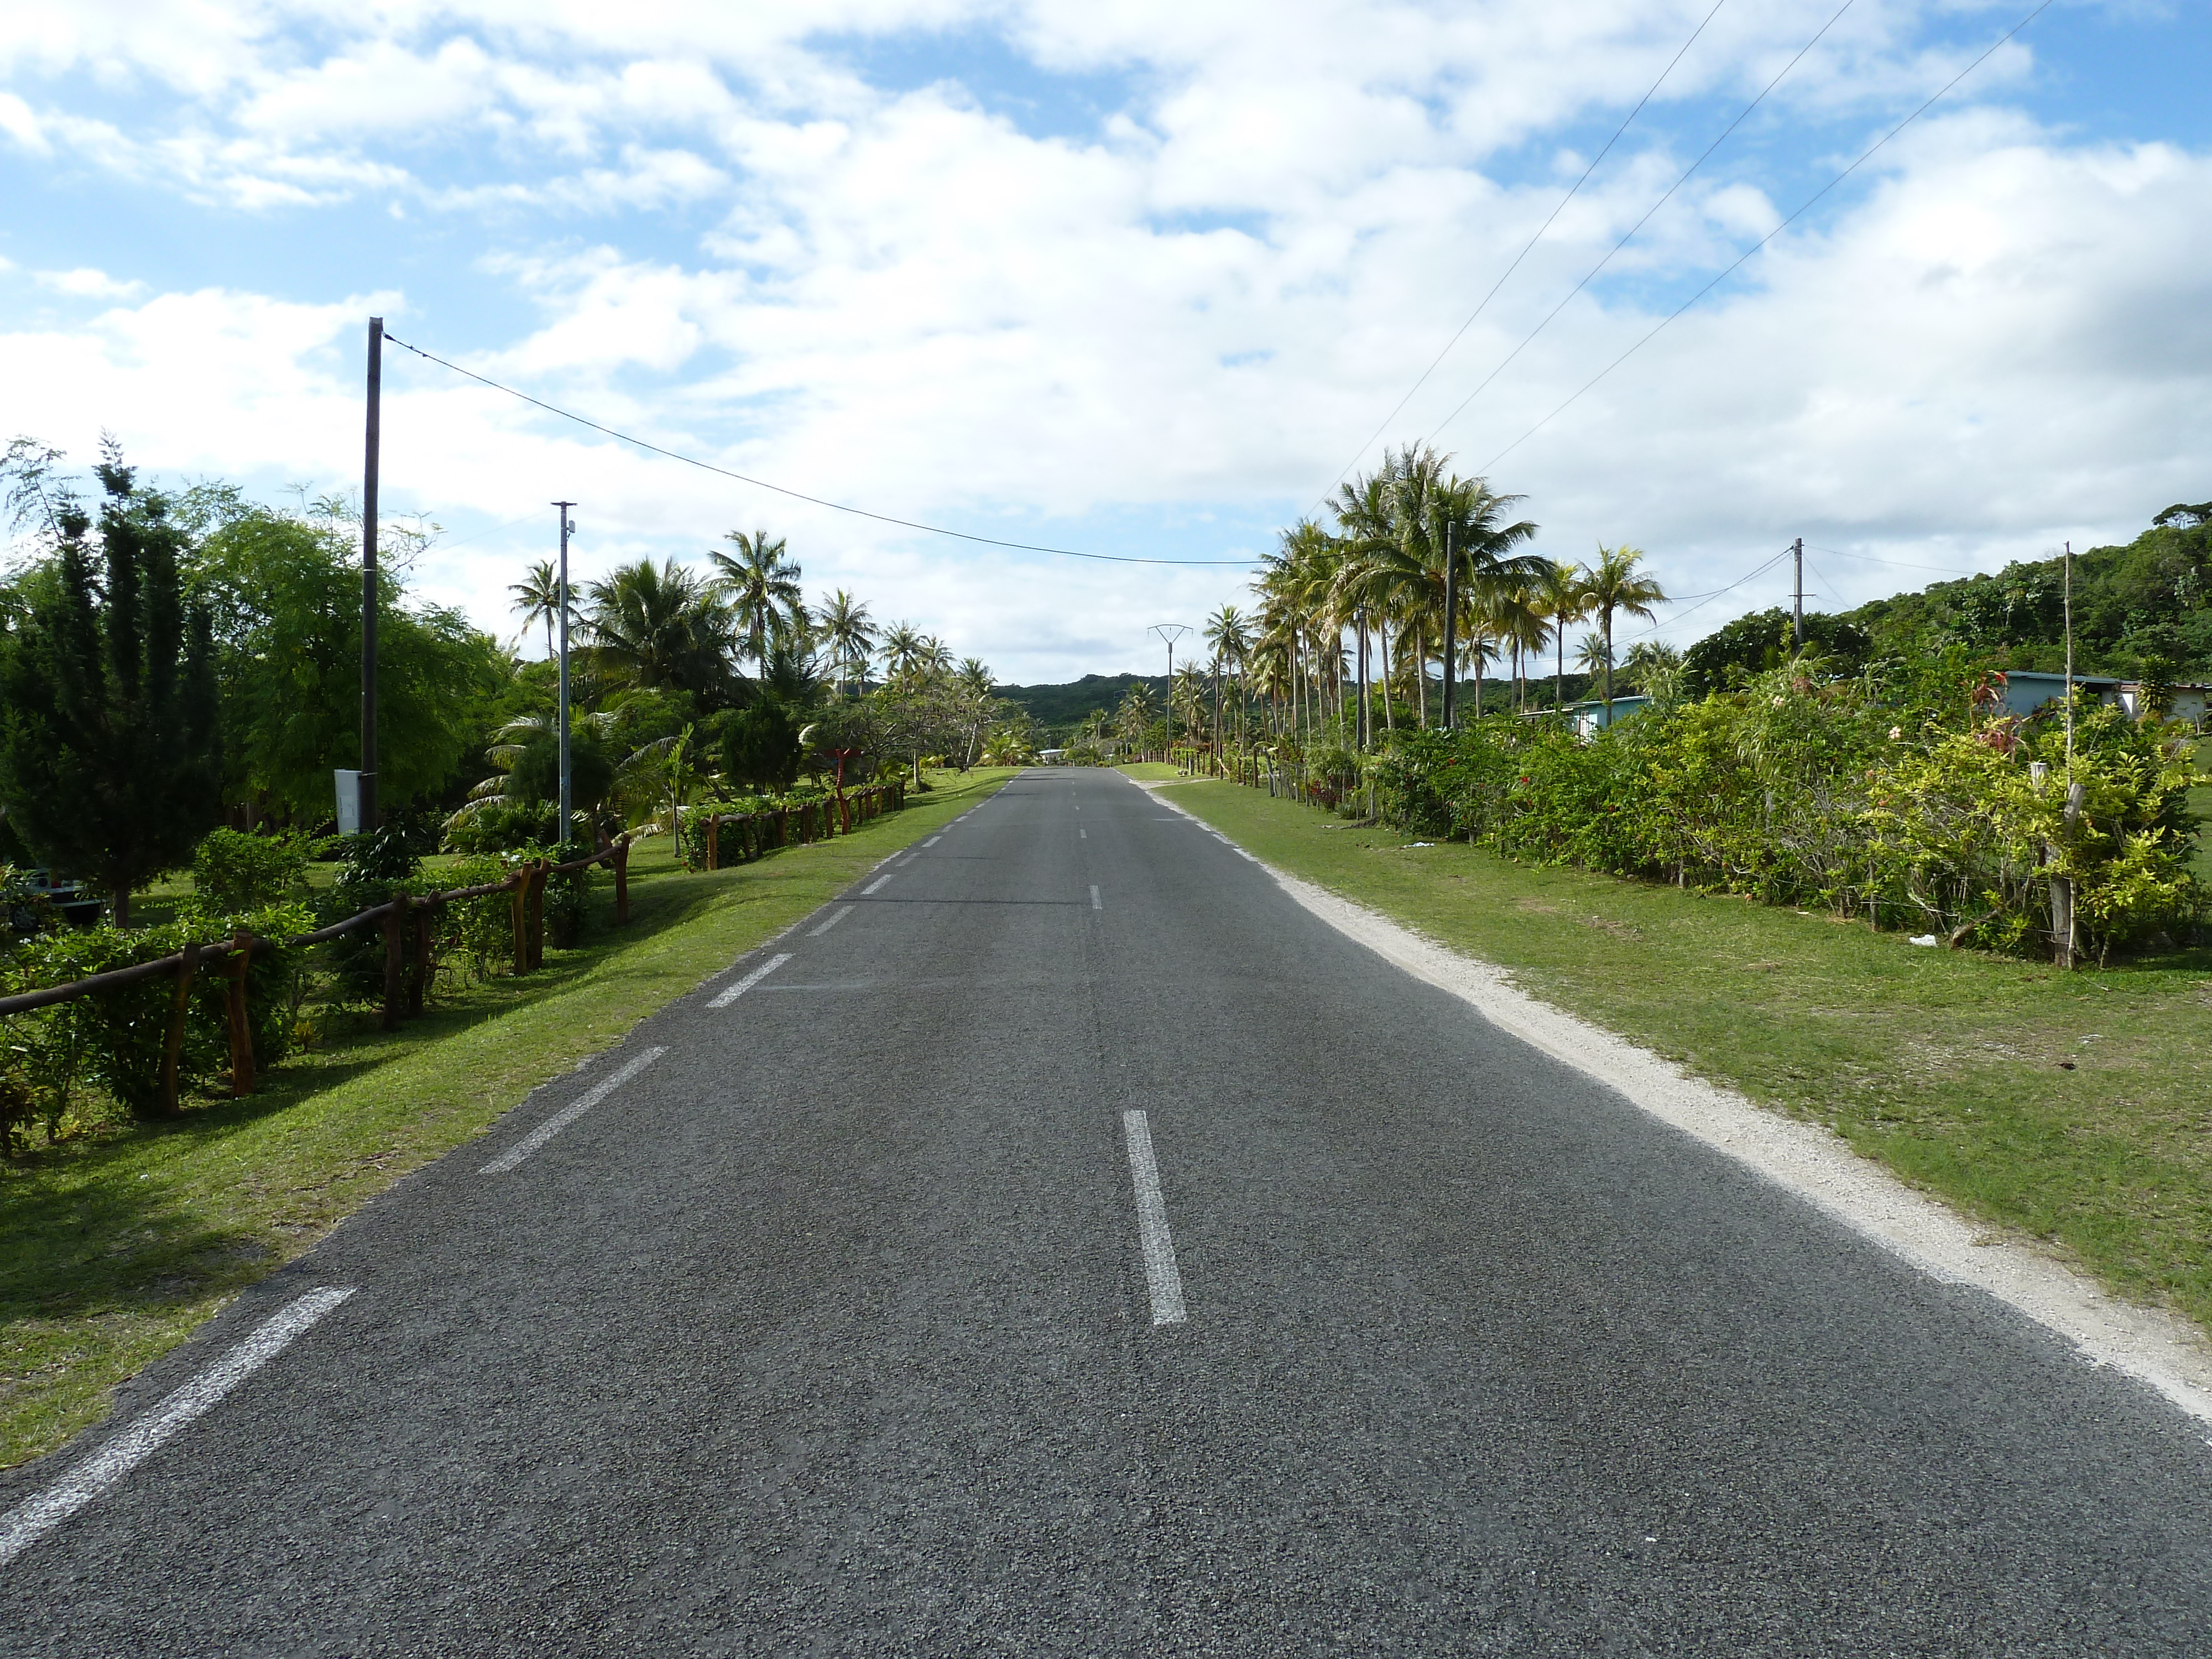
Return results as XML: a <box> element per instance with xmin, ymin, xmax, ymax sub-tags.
<box><xmin>1371</xmin><ymin>664</ymin><xmax>2204</xmax><ymax>962</ymax></box>
<box><xmin>0</xmin><ymin>453</ymin><xmax>222</xmax><ymax>921</ymax></box>
<box><xmin>1840</xmin><ymin>504</ymin><xmax>2212</xmax><ymax>680</ymax></box>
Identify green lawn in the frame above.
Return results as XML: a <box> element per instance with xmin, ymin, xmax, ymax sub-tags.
<box><xmin>1162</xmin><ymin>777</ymin><xmax>2212</xmax><ymax>1340</ymax></box>
<box><xmin>0</xmin><ymin>769</ymin><xmax>1015</xmax><ymax>1469</ymax></box>
<box><xmin>1115</xmin><ymin>761</ymin><xmax>1197</xmax><ymax>781</ymax></box>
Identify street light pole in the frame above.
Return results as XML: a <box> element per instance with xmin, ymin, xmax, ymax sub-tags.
<box><xmin>554</xmin><ymin>501</ymin><xmax>576</xmax><ymax>841</ymax></box>
<box><xmin>1149</xmin><ymin>623</ymin><xmax>1192</xmax><ymax>761</ymax></box>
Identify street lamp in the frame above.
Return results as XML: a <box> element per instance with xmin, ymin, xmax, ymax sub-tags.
<box><xmin>1149</xmin><ymin>622</ymin><xmax>1192</xmax><ymax>763</ymax></box>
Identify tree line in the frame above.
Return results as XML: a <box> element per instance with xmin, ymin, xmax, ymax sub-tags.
<box><xmin>0</xmin><ymin>437</ymin><xmax>1033</xmax><ymax>920</ymax></box>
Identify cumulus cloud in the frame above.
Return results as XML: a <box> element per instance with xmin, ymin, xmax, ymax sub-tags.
<box><xmin>0</xmin><ymin>1</ymin><xmax>2202</xmax><ymax>679</ymax></box>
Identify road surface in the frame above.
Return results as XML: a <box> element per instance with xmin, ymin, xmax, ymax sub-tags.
<box><xmin>5</xmin><ymin>769</ymin><xmax>2209</xmax><ymax>1655</ymax></box>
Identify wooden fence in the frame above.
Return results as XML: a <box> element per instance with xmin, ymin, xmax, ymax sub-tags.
<box><xmin>0</xmin><ymin>837</ymin><xmax>635</xmax><ymax>1115</ymax></box>
<box><xmin>696</xmin><ymin>781</ymin><xmax>904</xmax><ymax>872</ymax></box>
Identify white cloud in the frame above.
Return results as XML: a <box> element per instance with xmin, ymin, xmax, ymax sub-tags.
<box><xmin>0</xmin><ymin>3</ymin><xmax>2203</xmax><ymax>681</ymax></box>
<box><xmin>32</xmin><ymin>266</ymin><xmax>145</xmax><ymax>298</ymax></box>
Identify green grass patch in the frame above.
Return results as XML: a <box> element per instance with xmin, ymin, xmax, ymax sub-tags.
<box><xmin>0</xmin><ymin>770</ymin><xmax>1015</xmax><ymax>1469</ymax></box>
<box><xmin>1115</xmin><ymin>761</ymin><xmax>1196</xmax><ymax>781</ymax></box>
<box><xmin>1164</xmin><ymin>778</ymin><xmax>2212</xmax><ymax>1338</ymax></box>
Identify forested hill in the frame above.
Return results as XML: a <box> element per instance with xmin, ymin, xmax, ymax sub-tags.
<box><xmin>1845</xmin><ymin>502</ymin><xmax>2212</xmax><ymax>678</ymax></box>
<box><xmin>1687</xmin><ymin>501</ymin><xmax>2212</xmax><ymax>696</ymax></box>
<box><xmin>996</xmin><ymin>674</ymin><xmax>1168</xmax><ymax>739</ymax></box>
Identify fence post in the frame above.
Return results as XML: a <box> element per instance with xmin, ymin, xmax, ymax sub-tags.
<box><xmin>226</xmin><ymin>931</ymin><xmax>255</xmax><ymax>1097</ymax></box>
<box><xmin>160</xmin><ymin>941</ymin><xmax>200</xmax><ymax>1114</ymax></box>
<box><xmin>614</xmin><ymin>837</ymin><xmax>630</xmax><ymax>925</ymax></box>
<box><xmin>510</xmin><ymin>870</ymin><xmax>530</xmax><ymax>973</ymax></box>
<box><xmin>527</xmin><ymin>862</ymin><xmax>547</xmax><ymax>971</ymax></box>
<box><xmin>410</xmin><ymin>899</ymin><xmax>433</xmax><ymax>1016</ymax></box>
<box><xmin>706</xmin><ymin>814</ymin><xmax>720</xmax><ymax>872</ymax></box>
<box><xmin>381</xmin><ymin>898</ymin><xmax>406</xmax><ymax>1031</ymax></box>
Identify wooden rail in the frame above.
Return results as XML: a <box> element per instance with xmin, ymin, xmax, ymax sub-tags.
<box><xmin>0</xmin><ymin>835</ymin><xmax>635</xmax><ymax>1113</ymax></box>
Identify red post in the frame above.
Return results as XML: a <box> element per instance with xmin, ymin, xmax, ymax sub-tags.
<box><xmin>381</xmin><ymin>897</ymin><xmax>406</xmax><ymax>1031</ymax></box>
<box><xmin>226</xmin><ymin>932</ymin><xmax>255</xmax><ymax>1097</ymax></box>
<box><xmin>161</xmin><ymin>941</ymin><xmax>200</xmax><ymax>1113</ymax></box>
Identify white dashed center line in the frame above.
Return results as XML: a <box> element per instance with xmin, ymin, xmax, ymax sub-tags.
<box><xmin>1121</xmin><ymin>1112</ymin><xmax>1187</xmax><ymax>1327</ymax></box>
<box><xmin>1089</xmin><ymin>885</ymin><xmax>1102</xmax><ymax>910</ymax></box>
<box><xmin>863</xmin><ymin>874</ymin><xmax>894</xmax><ymax>894</ymax></box>
<box><xmin>810</xmin><ymin>906</ymin><xmax>854</xmax><ymax>937</ymax></box>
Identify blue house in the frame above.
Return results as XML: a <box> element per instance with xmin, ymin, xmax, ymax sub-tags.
<box><xmin>1567</xmin><ymin>695</ymin><xmax>1652</xmax><ymax>740</ymax></box>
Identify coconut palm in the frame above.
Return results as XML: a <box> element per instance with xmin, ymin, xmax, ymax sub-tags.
<box><xmin>1535</xmin><ymin>559</ymin><xmax>1589</xmax><ymax>711</ymax></box>
<box><xmin>711</xmin><ymin>529</ymin><xmax>804</xmax><ymax>672</ymax></box>
<box><xmin>510</xmin><ymin>559</ymin><xmax>562</xmax><ymax>661</ymax></box>
<box><xmin>879</xmin><ymin>621</ymin><xmax>929</xmax><ymax>685</ymax></box>
<box><xmin>1203</xmin><ymin>604</ymin><xmax>1251</xmax><ymax>750</ymax></box>
<box><xmin>582</xmin><ymin>560</ymin><xmax>736</xmax><ymax>696</ymax></box>
<box><xmin>1578</xmin><ymin>544</ymin><xmax>1668</xmax><ymax>707</ymax></box>
<box><xmin>818</xmin><ymin>589</ymin><xmax>875</xmax><ymax>698</ymax></box>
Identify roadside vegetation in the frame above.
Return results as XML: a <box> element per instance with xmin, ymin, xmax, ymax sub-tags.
<box><xmin>0</xmin><ymin>769</ymin><xmax>1014</xmax><ymax>1470</ymax></box>
<box><xmin>1164</xmin><ymin>776</ymin><xmax>2212</xmax><ymax>1342</ymax></box>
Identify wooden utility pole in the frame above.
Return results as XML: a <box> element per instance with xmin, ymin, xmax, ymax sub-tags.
<box><xmin>1440</xmin><ymin>521</ymin><xmax>1458</xmax><ymax>727</ymax></box>
<box><xmin>554</xmin><ymin>500</ymin><xmax>576</xmax><ymax>840</ymax></box>
<box><xmin>1792</xmin><ymin>537</ymin><xmax>1804</xmax><ymax>649</ymax></box>
<box><xmin>361</xmin><ymin>316</ymin><xmax>382</xmax><ymax>830</ymax></box>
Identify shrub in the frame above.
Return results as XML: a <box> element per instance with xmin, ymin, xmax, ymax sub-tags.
<box><xmin>189</xmin><ymin>828</ymin><xmax>312</xmax><ymax>915</ymax></box>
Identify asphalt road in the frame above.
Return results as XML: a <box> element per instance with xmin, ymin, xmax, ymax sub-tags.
<box><xmin>7</xmin><ymin>769</ymin><xmax>2211</xmax><ymax>1655</ymax></box>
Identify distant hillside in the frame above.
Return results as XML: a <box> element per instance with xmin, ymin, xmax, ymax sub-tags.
<box><xmin>998</xmin><ymin>674</ymin><xmax>1169</xmax><ymax>739</ymax></box>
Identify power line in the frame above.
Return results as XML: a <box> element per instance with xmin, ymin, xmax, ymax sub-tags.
<box><xmin>1431</xmin><ymin>0</ymin><xmax>1858</xmax><ymax>450</ymax></box>
<box><xmin>1314</xmin><ymin>0</ymin><xmax>1733</xmax><ymax>507</ymax></box>
<box><xmin>1804</xmin><ymin>544</ymin><xmax>1978</xmax><ymax>576</ymax></box>
<box><xmin>380</xmin><ymin>333</ymin><xmax>1259</xmax><ymax>568</ymax></box>
<box><xmin>1619</xmin><ymin>544</ymin><xmax>1795</xmax><ymax>641</ymax></box>
<box><xmin>1475</xmin><ymin>0</ymin><xmax>2058</xmax><ymax>476</ymax></box>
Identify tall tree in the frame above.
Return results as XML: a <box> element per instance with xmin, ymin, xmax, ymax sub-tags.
<box><xmin>583</xmin><ymin>560</ymin><xmax>737</xmax><ymax>700</ymax></box>
<box><xmin>1536</xmin><ymin>559</ymin><xmax>1588</xmax><ymax>711</ymax></box>
<box><xmin>817</xmin><ymin>588</ymin><xmax>876</xmax><ymax>698</ymax></box>
<box><xmin>1578</xmin><ymin>544</ymin><xmax>1668</xmax><ymax>707</ymax></box>
<box><xmin>510</xmin><ymin>559</ymin><xmax>562</xmax><ymax>660</ymax></box>
<box><xmin>711</xmin><ymin>529</ymin><xmax>803</xmax><ymax>672</ymax></box>
<box><xmin>0</xmin><ymin>444</ymin><xmax>222</xmax><ymax>922</ymax></box>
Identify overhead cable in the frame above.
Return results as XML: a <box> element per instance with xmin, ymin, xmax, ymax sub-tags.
<box><xmin>380</xmin><ymin>334</ymin><xmax>1258</xmax><ymax>568</ymax></box>
<box><xmin>1313</xmin><ymin>0</ymin><xmax>1733</xmax><ymax>507</ymax></box>
<box><xmin>1474</xmin><ymin>0</ymin><xmax>2058</xmax><ymax>476</ymax></box>
<box><xmin>1431</xmin><ymin>0</ymin><xmax>1859</xmax><ymax>449</ymax></box>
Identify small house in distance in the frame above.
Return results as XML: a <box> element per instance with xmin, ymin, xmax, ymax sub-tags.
<box><xmin>1994</xmin><ymin>671</ymin><xmax>2207</xmax><ymax>729</ymax></box>
<box><xmin>1567</xmin><ymin>695</ymin><xmax>1652</xmax><ymax>740</ymax></box>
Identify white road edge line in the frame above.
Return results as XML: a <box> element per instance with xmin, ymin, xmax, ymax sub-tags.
<box><xmin>1089</xmin><ymin>885</ymin><xmax>1102</xmax><ymax>910</ymax></box>
<box><xmin>923</xmin><ymin>836</ymin><xmax>942</xmax><ymax>847</ymax></box>
<box><xmin>0</xmin><ymin>1286</ymin><xmax>356</xmax><ymax>1566</ymax></box>
<box><xmin>863</xmin><ymin>874</ymin><xmax>894</xmax><ymax>894</ymax></box>
<box><xmin>810</xmin><ymin>906</ymin><xmax>854</xmax><ymax>937</ymax></box>
<box><xmin>1142</xmin><ymin>787</ymin><xmax>2212</xmax><ymax>1425</ymax></box>
<box><xmin>708</xmin><ymin>953</ymin><xmax>794</xmax><ymax>1010</ymax></box>
<box><xmin>482</xmin><ymin>1046</ymin><xmax>668</xmax><ymax>1172</ymax></box>
<box><xmin>1122</xmin><ymin>1111</ymin><xmax>1188</xmax><ymax>1327</ymax></box>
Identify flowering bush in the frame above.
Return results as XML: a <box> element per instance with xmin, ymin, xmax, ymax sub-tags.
<box><xmin>1373</xmin><ymin>669</ymin><xmax>2205</xmax><ymax>959</ymax></box>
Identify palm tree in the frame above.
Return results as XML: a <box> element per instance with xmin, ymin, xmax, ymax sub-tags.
<box><xmin>1203</xmin><ymin>605</ymin><xmax>1250</xmax><ymax>752</ymax></box>
<box><xmin>1574</xmin><ymin>630</ymin><xmax>1614</xmax><ymax>687</ymax></box>
<box><xmin>1535</xmin><ymin>559</ymin><xmax>1588</xmax><ymax>711</ymax></box>
<box><xmin>710</xmin><ymin>528</ymin><xmax>803</xmax><ymax>672</ymax></box>
<box><xmin>582</xmin><ymin>560</ymin><xmax>736</xmax><ymax>695</ymax></box>
<box><xmin>1578</xmin><ymin>544</ymin><xmax>1668</xmax><ymax>708</ymax></box>
<box><xmin>818</xmin><ymin>589</ymin><xmax>875</xmax><ymax>698</ymax></box>
<box><xmin>879</xmin><ymin>621</ymin><xmax>928</xmax><ymax>685</ymax></box>
<box><xmin>1490</xmin><ymin>581</ymin><xmax>1551</xmax><ymax>713</ymax></box>
<box><xmin>1621</xmin><ymin>639</ymin><xmax>1685</xmax><ymax>707</ymax></box>
<box><xmin>510</xmin><ymin>559</ymin><xmax>562</xmax><ymax>661</ymax></box>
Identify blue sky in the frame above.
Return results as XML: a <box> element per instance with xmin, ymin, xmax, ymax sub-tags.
<box><xmin>2</xmin><ymin>1</ymin><xmax>2208</xmax><ymax>680</ymax></box>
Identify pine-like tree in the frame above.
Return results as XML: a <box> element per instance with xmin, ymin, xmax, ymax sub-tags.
<box><xmin>0</xmin><ymin>444</ymin><xmax>223</xmax><ymax>923</ymax></box>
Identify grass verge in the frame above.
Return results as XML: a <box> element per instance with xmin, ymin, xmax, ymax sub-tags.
<box><xmin>1115</xmin><ymin>761</ymin><xmax>1196</xmax><ymax>782</ymax></box>
<box><xmin>0</xmin><ymin>769</ymin><xmax>1015</xmax><ymax>1469</ymax></box>
<box><xmin>1163</xmin><ymin>777</ymin><xmax>2212</xmax><ymax>1339</ymax></box>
